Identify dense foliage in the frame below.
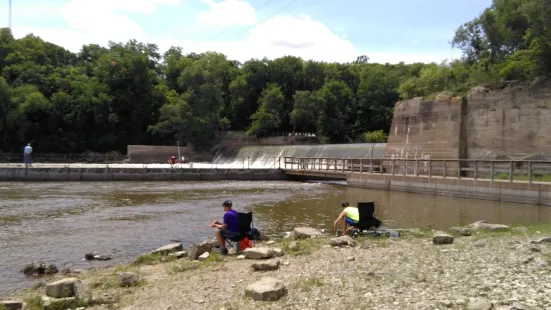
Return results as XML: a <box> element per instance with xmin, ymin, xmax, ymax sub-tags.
<box><xmin>0</xmin><ymin>0</ymin><xmax>549</xmax><ymax>152</ymax></box>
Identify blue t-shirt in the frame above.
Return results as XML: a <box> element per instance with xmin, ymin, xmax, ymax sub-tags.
<box><xmin>223</xmin><ymin>210</ymin><xmax>239</xmax><ymax>233</ymax></box>
<box><xmin>24</xmin><ymin>146</ymin><xmax>32</xmax><ymax>154</ymax></box>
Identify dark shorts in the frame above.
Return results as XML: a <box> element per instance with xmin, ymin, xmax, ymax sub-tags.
<box><xmin>220</xmin><ymin>229</ymin><xmax>239</xmax><ymax>240</ymax></box>
<box><xmin>346</xmin><ymin>217</ymin><xmax>358</xmax><ymax>226</ymax></box>
<box><xmin>24</xmin><ymin>153</ymin><xmax>32</xmax><ymax>164</ymax></box>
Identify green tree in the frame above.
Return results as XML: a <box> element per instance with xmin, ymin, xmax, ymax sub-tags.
<box><xmin>248</xmin><ymin>83</ymin><xmax>285</xmax><ymax>137</ymax></box>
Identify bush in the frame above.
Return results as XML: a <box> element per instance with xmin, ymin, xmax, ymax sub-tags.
<box><xmin>362</xmin><ymin>130</ymin><xmax>388</xmax><ymax>143</ymax></box>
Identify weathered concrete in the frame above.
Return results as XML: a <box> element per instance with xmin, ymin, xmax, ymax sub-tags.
<box><xmin>0</xmin><ymin>166</ymin><xmax>286</xmax><ymax>182</ymax></box>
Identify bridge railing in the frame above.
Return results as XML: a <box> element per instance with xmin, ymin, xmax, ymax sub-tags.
<box><xmin>282</xmin><ymin>157</ymin><xmax>551</xmax><ymax>183</ymax></box>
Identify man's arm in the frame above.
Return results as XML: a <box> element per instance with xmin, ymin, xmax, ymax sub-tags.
<box><xmin>333</xmin><ymin>210</ymin><xmax>347</xmax><ymax>231</ymax></box>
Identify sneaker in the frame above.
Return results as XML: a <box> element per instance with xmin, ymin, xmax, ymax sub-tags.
<box><xmin>219</xmin><ymin>248</ymin><xmax>228</xmax><ymax>256</ymax></box>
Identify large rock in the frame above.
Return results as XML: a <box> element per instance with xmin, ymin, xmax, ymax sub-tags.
<box><xmin>245</xmin><ymin>277</ymin><xmax>287</xmax><ymax>301</ymax></box>
<box><xmin>467</xmin><ymin>221</ymin><xmax>509</xmax><ymax>232</ymax></box>
<box><xmin>0</xmin><ymin>300</ymin><xmax>25</xmax><ymax>310</ymax></box>
<box><xmin>21</xmin><ymin>262</ymin><xmax>58</xmax><ymax>275</ymax></box>
<box><xmin>433</xmin><ymin>233</ymin><xmax>454</xmax><ymax>245</ymax></box>
<box><xmin>293</xmin><ymin>227</ymin><xmax>322</xmax><ymax>239</ymax></box>
<box><xmin>151</xmin><ymin>243</ymin><xmax>183</xmax><ymax>256</ymax></box>
<box><xmin>45</xmin><ymin>278</ymin><xmax>80</xmax><ymax>298</ymax></box>
<box><xmin>118</xmin><ymin>272</ymin><xmax>140</xmax><ymax>287</ymax></box>
<box><xmin>273</xmin><ymin>248</ymin><xmax>284</xmax><ymax>257</ymax></box>
<box><xmin>329</xmin><ymin>235</ymin><xmax>356</xmax><ymax>247</ymax></box>
<box><xmin>449</xmin><ymin>227</ymin><xmax>472</xmax><ymax>236</ymax></box>
<box><xmin>204</xmin><ymin>237</ymin><xmax>219</xmax><ymax>248</ymax></box>
<box><xmin>251</xmin><ymin>259</ymin><xmax>280</xmax><ymax>271</ymax></box>
<box><xmin>244</xmin><ymin>247</ymin><xmax>274</xmax><ymax>259</ymax></box>
<box><xmin>188</xmin><ymin>241</ymin><xmax>212</xmax><ymax>260</ymax></box>
<box><xmin>41</xmin><ymin>296</ymin><xmax>80</xmax><ymax>310</ymax></box>
<box><xmin>531</xmin><ymin>237</ymin><xmax>551</xmax><ymax>244</ymax></box>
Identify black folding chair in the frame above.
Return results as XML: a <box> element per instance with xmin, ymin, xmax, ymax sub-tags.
<box><xmin>226</xmin><ymin>212</ymin><xmax>259</xmax><ymax>252</ymax></box>
<box><xmin>345</xmin><ymin>202</ymin><xmax>382</xmax><ymax>238</ymax></box>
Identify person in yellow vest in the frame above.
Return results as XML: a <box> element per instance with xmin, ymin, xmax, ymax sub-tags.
<box><xmin>333</xmin><ymin>201</ymin><xmax>360</xmax><ymax>234</ymax></box>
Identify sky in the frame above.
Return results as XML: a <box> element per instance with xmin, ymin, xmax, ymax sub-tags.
<box><xmin>0</xmin><ymin>0</ymin><xmax>493</xmax><ymax>63</ymax></box>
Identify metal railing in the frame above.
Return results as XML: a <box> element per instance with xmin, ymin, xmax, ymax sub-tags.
<box><xmin>282</xmin><ymin>157</ymin><xmax>551</xmax><ymax>183</ymax></box>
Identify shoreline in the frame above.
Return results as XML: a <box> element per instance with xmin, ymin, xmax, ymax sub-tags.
<box><xmin>3</xmin><ymin>222</ymin><xmax>551</xmax><ymax>310</ymax></box>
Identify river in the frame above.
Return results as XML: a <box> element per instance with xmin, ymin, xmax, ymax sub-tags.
<box><xmin>1</xmin><ymin>180</ymin><xmax>550</xmax><ymax>297</ymax></box>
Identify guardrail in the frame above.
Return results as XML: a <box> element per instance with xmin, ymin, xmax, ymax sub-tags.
<box><xmin>283</xmin><ymin>157</ymin><xmax>551</xmax><ymax>183</ymax></box>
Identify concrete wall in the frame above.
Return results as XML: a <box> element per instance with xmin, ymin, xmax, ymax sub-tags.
<box><xmin>0</xmin><ymin>167</ymin><xmax>286</xmax><ymax>182</ymax></box>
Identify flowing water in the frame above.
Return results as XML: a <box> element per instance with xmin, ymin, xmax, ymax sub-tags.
<box><xmin>1</xmin><ymin>180</ymin><xmax>551</xmax><ymax>297</ymax></box>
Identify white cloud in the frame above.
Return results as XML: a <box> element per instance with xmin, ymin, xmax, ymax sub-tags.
<box><xmin>197</xmin><ymin>0</ymin><xmax>256</xmax><ymax>27</ymax></box>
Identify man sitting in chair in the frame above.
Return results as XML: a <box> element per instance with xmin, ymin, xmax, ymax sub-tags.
<box><xmin>209</xmin><ymin>200</ymin><xmax>239</xmax><ymax>255</ymax></box>
<box><xmin>333</xmin><ymin>201</ymin><xmax>360</xmax><ymax>234</ymax></box>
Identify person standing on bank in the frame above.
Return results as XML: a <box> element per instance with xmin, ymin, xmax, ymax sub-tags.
<box><xmin>23</xmin><ymin>143</ymin><xmax>33</xmax><ymax>168</ymax></box>
<box><xmin>210</xmin><ymin>200</ymin><xmax>239</xmax><ymax>255</ymax></box>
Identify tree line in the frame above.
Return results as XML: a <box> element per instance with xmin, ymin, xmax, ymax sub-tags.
<box><xmin>0</xmin><ymin>0</ymin><xmax>549</xmax><ymax>153</ymax></box>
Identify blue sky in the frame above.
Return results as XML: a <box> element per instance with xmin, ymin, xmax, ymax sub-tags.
<box><xmin>0</xmin><ymin>0</ymin><xmax>492</xmax><ymax>63</ymax></box>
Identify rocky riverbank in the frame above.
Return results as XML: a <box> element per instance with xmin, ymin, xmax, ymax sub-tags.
<box><xmin>3</xmin><ymin>222</ymin><xmax>551</xmax><ymax>310</ymax></box>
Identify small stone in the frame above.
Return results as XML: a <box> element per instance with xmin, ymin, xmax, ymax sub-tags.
<box><xmin>289</xmin><ymin>241</ymin><xmax>297</xmax><ymax>250</ymax></box>
<box><xmin>266</xmin><ymin>241</ymin><xmax>275</xmax><ymax>245</ymax></box>
<box><xmin>273</xmin><ymin>248</ymin><xmax>284</xmax><ymax>257</ymax></box>
<box><xmin>245</xmin><ymin>277</ymin><xmax>287</xmax><ymax>301</ymax></box>
<box><xmin>189</xmin><ymin>241</ymin><xmax>212</xmax><ymax>260</ymax></box>
<box><xmin>118</xmin><ymin>272</ymin><xmax>140</xmax><ymax>287</ymax></box>
<box><xmin>468</xmin><ymin>300</ymin><xmax>494</xmax><ymax>310</ymax></box>
<box><xmin>468</xmin><ymin>220</ymin><xmax>509</xmax><ymax>232</ymax></box>
<box><xmin>536</xmin><ymin>259</ymin><xmax>549</xmax><ymax>267</ymax></box>
<box><xmin>283</xmin><ymin>262</ymin><xmax>290</xmax><ymax>266</ymax></box>
<box><xmin>529</xmin><ymin>246</ymin><xmax>541</xmax><ymax>253</ymax></box>
<box><xmin>449</xmin><ymin>227</ymin><xmax>472</xmax><ymax>236</ymax></box>
<box><xmin>433</xmin><ymin>233</ymin><xmax>454</xmax><ymax>245</ymax></box>
<box><xmin>198</xmin><ymin>252</ymin><xmax>210</xmax><ymax>261</ymax></box>
<box><xmin>237</xmin><ymin>255</ymin><xmax>246</xmax><ymax>259</ymax></box>
<box><xmin>251</xmin><ymin>259</ymin><xmax>280</xmax><ymax>271</ymax></box>
<box><xmin>169</xmin><ymin>251</ymin><xmax>188</xmax><ymax>259</ymax></box>
<box><xmin>473</xmin><ymin>240</ymin><xmax>487</xmax><ymax>248</ymax></box>
<box><xmin>360</xmin><ymin>242</ymin><xmax>371</xmax><ymax>249</ymax></box>
<box><xmin>531</xmin><ymin>237</ymin><xmax>551</xmax><ymax>244</ymax></box>
<box><xmin>293</xmin><ymin>227</ymin><xmax>322</xmax><ymax>239</ymax></box>
<box><xmin>347</xmin><ymin>256</ymin><xmax>355</xmax><ymax>261</ymax></box>
<box><xmin>151</xmin><ymin>243</ymin><xmax>183</xmax><ymax>256</ymax></box>
<box><xmin>0</xmin><ymin>300</ymin><xmax>25</xmax><ymax>310</ymax></box>
<box><xmin>329</xmin><ymin>235</ymin><xmax>356</xmax><ymax>247</ymax></box>
<box><xmin>244</xmin><ymin>247</ymin><xmax>275</xmax><ymax>259</ymax></box>
<box><xmin>45</xmin><ymin>278</ymin><xmax>79</xmax><ymax>298</ymax></box>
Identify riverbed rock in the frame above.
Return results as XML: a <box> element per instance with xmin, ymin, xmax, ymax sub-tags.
<box><xmin>84</xmin><ymin>253</ymin><xmax>112</xmax><ymax>261</ymax></box>
<box><xmin>531</xmin><ymin>236</ymin><xmax>551</xmax><ymax>244</ymax></box>
<box><xmin>169</xmin><ymin>251</ymin><xmax>188</xmax><ymax>259</ymax></box>
<box><xmin>449</xmin><ymin>227</ymin><xmax>472</xmax><ymax>236</ymax></box>
<box><xmin>433</xmin><ymin>233</ymin><xmax>454</xmax><ymax>245</ymax></box>
<box><xmin>41</xmin><ymin>296</ymin><xmax>80</xmax><ymax>310</ymax></box>
<box><xmin>45</xmin><ymin>278</ymin><xmax>80</xmax><ymax>298</ymax></box>
<box><xmin>468</xmin><ymin>221</ymin><xmax>509</xmax><ymax>232</ymax></box>
<box><xmin>293</xmin><ymin>227</ymin><xmax>322</xmax><ymax>239</ymax></box>
<box><xmin>21</xmin><ymin>262</ymin><xmax>58</xmax><ymax>275</ymax></box>
<box><xmin>329</xmin><ymin>235</ymin><xmax>356</xmax><ymax>247</ymax></box>
<box><xmin>273</xmin><ymin>248</ymin><xmax>284</xmax><ymax>257</ymax></box>
<box><xmin>289</xmin><ymin>241</ymin><xmax>297</xmax><ymax>250</ymax></box>
<box><xmin>251</xmin><ymin>259</ymin><xmax>280</xmax><ymax>271</ymax></box>
<box><xmin>245</xmin><ymin>277</ymin><xmax>287</xmax><ymax>301</ymax></box>
<box><xmin>0</xmin><ymin>300</ymin><xmax>25</xmax><ymax>310</ymax></box>
<box><xmin>244</xmin><ymin>247</ymin><xmax>274</xmax><ymax>259</ymax></box>
<box><xmin>205</xmin><ymin>237</ymin><xmax>219</xmax><ymax>248</ymax></box>
<box><xmin>119</xmin><ymin>272</ymin><xmax>140</xmax><ymax>287</ymax></box>
<box><xmin>468</xmin><ymin>300</ymin><xmax>494</xmax><ymax>310</ymax></box>
<box><xmin>266</xmin><ymin>240</ymin><xmax>275</xmax><ymax>245</ymax></box>
<box><xmin>151</xmin><ymin>243</ymin><xmax>183</xmax><ymax>256</ymax></box>
<box><xmin>189</xmin><ymin>241</ymin><xmax>212</xmax><ymax>260</ymax></box>
<box><xmin>198</xmin><ymin>252</ymin><xmax>210</xmax><ymax>261</ymax></box>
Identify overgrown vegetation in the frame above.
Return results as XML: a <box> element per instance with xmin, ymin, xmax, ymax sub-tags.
<box><xmin>0</xmin><ymin>215</ymin><xmax>21</xmax><ymax>224</ymax></box>
<box><xmin>133</xmin><ymin>252</ymin><xmax>176</xmax><ymax>265</ymax></box>
<box><xmin>296</xmin><ymin>276</ymin><xmax>324</xmax><ymax>292</ymax></box>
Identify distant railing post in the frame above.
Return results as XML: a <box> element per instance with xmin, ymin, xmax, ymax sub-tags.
<box><xmin>334</xmin><ymin>158</ymin><xmax>337</xmax><ymax>171</ymax></box>
<box><xmin>428</xmin><ymin>160</ymin><xmax>432</xmax><ymax>177</ymax></box>
<box><xmin>474</xmin><ymin>161</ymin><xmax>478</xmax><ymax>180</ymax></box>
<box><xmin>391</xmin><ymin>160</ymin><xmax>395</xmax><ymax>175</ymax></box>
<box><xmin>490</xmin><ymin>161</ymin><xmax>494</xmax><ymax>180</ymax></box>
<box><xmin>284</xmin><ymin>157</ymin><xmax>287</xmax><ymax>169</ymax></box>
<box><xmin>360</xmin><ymin>159</ymin><xmax>363</xmax><ymax>173</ymax></box>
<box><xmin>381</xmin><ymin>159</ymin><xmax>384</xmax><ymax>175</ymax></box>
<box><xmin>403</xmin><ymin>160</ymin><xmax>407</xmax><ymax>176</ymax></box>
<box><xmin>509</xmin><ymin>161</ymin><xmax>513</xmax><ymax>182</ymax></box>
<box><xmin>529</xmin><ymin>161</ymin><xmax>533</xmax><ymax>183</ymax></box>
<box><xmin>458</xmin><ymin>160</ymin><xmax>461</xmax><ymax>179</ymax></box>
<box><xmin>415</xmin><ymin>160</ymin><xmax>419</xmax><ymax>176</ymax></box>
<box><xmin>342</xmin><ymin>159</ymin><xmax>345</xmax><ymax>172</ymax></box>
<box><xmin>370</xmin><ymin>159</ymin><xmax>373</xmax><ymax>174</ymax></box>
<box><xmin>443</xmin><ymin>160</ymin><xmax>447</xmax><ymax>178</ymax></box>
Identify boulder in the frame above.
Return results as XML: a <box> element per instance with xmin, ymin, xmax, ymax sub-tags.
<box><xmin>41</xmin><ymin>296</ymin><xmax>80</xmax><ymax>310</ymax></box>
<box><xmin>251</xmin><ymin>259</ymin><xmax>280</xmax><ymax>271</ymax></box>
<box><xmin>21</xmin><ymin>262</ymin><xmax>58</xmax><ymax>276</ymax></box>
<box><xmin>531</xmin><ymin>237</ymin><xmax>551</xmax><ymax>244</ymax></box>
<box><xmin>449</xmin><ymin>227</ymin><xmax>472</xmax><ymax>236</ymax></box>
<box><xmin>467</xmin><ymin>221</ymin><xmax>509</xmax><ymax>232</ymax></box>
<box><xmin>0</xmin><ymin>300</ymin><xmax>25</xmax><ymax>310</ymax></box>
<box><xmin>244</xmin><ymin>247</ymin><xmax>274</xmax><ymax>260</ymax></box>
<box><xmin>188</xmin><ymin>241</ymin><xmax>212</xmax><ymax>260</ymax></box>
<box><xmin>118</xmin><ymin>272</ymin><xmax>140</xmax><ymax>287</ymax></box>
<box><xmin>151</xmin><ymin>243</ymin><xmax>183</xmax><ymax>256</ymax></box>
<box><xmin>204</xmin><ymin>238</ymin><xmax>219</xmax><ymax>248</ymax></box>
<box><xmin>433</xmin><ymin>233</ymin><xmax>454</xmax><ymax>245</ymax></box>
<box><xmin>169</xmin><ymin>251</ymin><xmax>188</xmax><ymax>259</ymax></box>
<box><xmin>329</xmin><ymin>235</ymin><xmax>356</xmax><ymax>247</ymax></box>
<box><xmin>293</xmin><ymin>227</ymin><xmax>322</xmax><ymax>239</ymax></box>
<box><xmin>45</xmin><ymin>278</ymin><xmax>80</xmax><ymax>298</ymax></box>
<box><xmin>245</xmin><ymin>277</ymin><xmax>287</xmax><ymax>301</ymax></box>
<box><xmin>273</xmin><ymin>248</ymin><xmax>284</xmax><ymax>257</ymax></box>
<box><xmin>198</xmin><ymin>252</ymin><xmax>210</xmax><ymax>262</ymax></box>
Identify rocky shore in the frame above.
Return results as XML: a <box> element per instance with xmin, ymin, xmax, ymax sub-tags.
<box><xmin>3</xmin><ymin>221</ymin><xmax>551</xmax><ymax>310</ymax></box>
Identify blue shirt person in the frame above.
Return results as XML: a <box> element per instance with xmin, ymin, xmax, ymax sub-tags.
<box><xmin>23</xmin><ymin>143</ymin><xmax>33</xmax><ymax>167</ymax></box>
<box><xmin>209</xmin><ymin>200</ymin><xmax>239</xmax><ymax>255</ymax></box>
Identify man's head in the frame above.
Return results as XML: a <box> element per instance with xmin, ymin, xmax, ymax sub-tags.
<box><xmin>341</xmin><ymin>201</ymin><xmax>349</xmax><ymax>208</ymax></box>
<box><xmin>27</xmin><ymin>143</ymin><xmax>31</xmax><ymax>146</ymax></box>
<box><xmin>222</xmin><ymin>200</ymin><xmax>233</xmax><ymax>211</ymax></box>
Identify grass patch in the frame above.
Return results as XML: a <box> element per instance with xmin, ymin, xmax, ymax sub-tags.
<box><xmin>0</xmin><ymin>215</ymin><xmax>21</xmax><ymax>224</ymax></box>
<box><xmin>278</xmin><ymin>237</ymin><xmax>327</xmax><ymax>255</ymax></box>
<box><xmin>22</xmin><ymin>294</ymin><xmax>43</xmax><ymax>310</ymax></box>
<box><xmin>0</xmin><ymin>303</ymin><xmax>7</xmax><ymax>310</ymax></box>
<box><xmin>133</xmin><ymin>252</ymin><xmax>176</xmax><ymax>265</ymax></box>
<box><xmin>86</xmin><ymin>273</ymin><xmax>120</xmax><ymax>290</ymax></box>
<box><xmin>296</xmin><ymin>276</ymin><xmax>324</xmax><ymax>292</ymax></box>
<box><xmin>168</xmin><ymin>260</ymin><xmax>201</xmax><ymax>274</ymax></box>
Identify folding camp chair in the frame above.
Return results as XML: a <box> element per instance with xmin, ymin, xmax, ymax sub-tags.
<box><xmin>346</xmin><ymin>202</ymin><xmax>382</xmax><ymax>238</ymax></box>
<box><xmin>226</xmin><ymin>212</ymin><xmax>259</xmax><ymax>252</ymax></box>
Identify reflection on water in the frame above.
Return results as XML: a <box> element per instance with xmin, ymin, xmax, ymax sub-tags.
<box><xmin>1</xmin><ymin>180</ymin><xmax>550</xmax><ymax>297</ymax></box>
